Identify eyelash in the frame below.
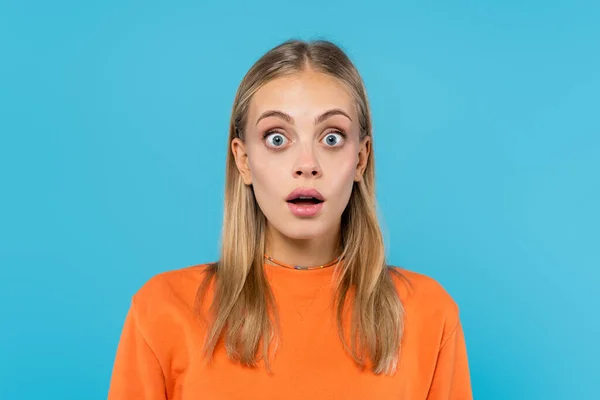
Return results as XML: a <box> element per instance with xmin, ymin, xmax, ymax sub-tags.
<box><xmin>262</xmin><ymin>130</ymin><xmax>347</xmax><ymax>146</ymax></box>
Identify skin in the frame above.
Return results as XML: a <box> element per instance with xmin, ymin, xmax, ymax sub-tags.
<box><xmin>232</xmin><ymin>67</ymin><xmax>370</xmax><ymax>267</ymax></box>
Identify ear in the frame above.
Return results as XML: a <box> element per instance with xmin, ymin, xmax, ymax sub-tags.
<box><xmin>354</xmin><ymin>136</ymin><xmax>371</xmax><ymax>182</ymax></box>
<box><xmin>231</xmin><ymin>138</ymin><xmax>252</xmax><ymax>185</ymax></box>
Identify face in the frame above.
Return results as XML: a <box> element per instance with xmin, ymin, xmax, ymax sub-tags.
<box><xmin>232</xmin><ymin>69</ymin><xmax>370</xmax><ymax>242</ymax></box>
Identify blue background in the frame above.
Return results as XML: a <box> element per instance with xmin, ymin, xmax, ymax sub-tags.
<box><xmin>1</xmin><ymin>0</ymin><xmax>598</xmax><ymax>398</ymax></box>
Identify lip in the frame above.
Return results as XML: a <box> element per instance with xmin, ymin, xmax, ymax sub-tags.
<box><xmin>285</xmin><ymin>187</ymin><xmax>325</xmax><ymax>218</ymax></box>
<box><xmin>285</xmin><ymin>188</ymin><xmax>325</xmax><ymax>202</ymax></box>
<box><xmin>286</xmin><ymin>201</ymin><xmax>324</xmax><ymax>217</ymax></box>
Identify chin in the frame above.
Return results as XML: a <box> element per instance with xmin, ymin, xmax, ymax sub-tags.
<box><xmin>283</xmin><ymin>230</ymin><xmax>322</xmax><ymax>240</ymax></box>
<box><xmin>276</xmin><ymin>220</ymin><xmax>331</xmax><ymax>241</ymax></box>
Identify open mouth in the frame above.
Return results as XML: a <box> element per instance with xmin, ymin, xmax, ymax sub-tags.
<box><xmin>286</xmin><ymin>196</ymin><xmax>324</xmax><ymax>206</ymax></box>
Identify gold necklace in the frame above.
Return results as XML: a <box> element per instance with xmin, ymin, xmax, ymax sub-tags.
<box><xmin>263</xmin><ymin>254</ymin><xmax>341</xmax><ymax>270</ymax></box>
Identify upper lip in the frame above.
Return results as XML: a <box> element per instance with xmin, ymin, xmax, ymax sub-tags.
<box><xmin>286</xmin><ymin>188</ymin><xmax>325</xmax><ymax>202</ymax></box>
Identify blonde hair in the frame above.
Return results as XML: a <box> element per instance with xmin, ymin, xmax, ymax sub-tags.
<box><xmin>195</xmin><ymin>39</ymin><xmax>407</xmax><ymax>375</ymax></box>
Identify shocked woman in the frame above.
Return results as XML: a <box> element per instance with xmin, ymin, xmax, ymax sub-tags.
<box><xmin>108</xmin><ymin>39</ymin><xmax>473</xmax><ymax>400</ymax></box>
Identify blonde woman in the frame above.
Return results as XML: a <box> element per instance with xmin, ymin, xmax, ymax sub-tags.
<box><xmin>108</xmin><ymin>39</ymin><xmax>473</xmax><ymax>399</ymax></box>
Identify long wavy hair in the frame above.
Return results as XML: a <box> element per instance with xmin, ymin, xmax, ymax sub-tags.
<box><xmin>195</xmin><ymin>39</ymin><xmax>407</xmax><ymax>375</ymax></box>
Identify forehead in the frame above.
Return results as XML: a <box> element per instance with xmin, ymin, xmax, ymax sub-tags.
<box><xmin>249</xmin><ymin>70</ymin><xmax>356</xmax><ymax>118</ymax></box>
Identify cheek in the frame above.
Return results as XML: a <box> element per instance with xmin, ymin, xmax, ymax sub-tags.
<box><xmin>247</xmin><ymin>150</ymin><xmax>288</xmax><ymax>195</ymax></box>
<box><xmin>323</xmin><ymin>152</ymin><xmax>358</xmax><ymax>200</ymax></box>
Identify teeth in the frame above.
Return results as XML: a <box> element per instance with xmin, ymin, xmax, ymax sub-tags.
<box><xmin>298</xmin><ymin>196</ymin><xmax>312</xmax><ymax>199</ymax></box>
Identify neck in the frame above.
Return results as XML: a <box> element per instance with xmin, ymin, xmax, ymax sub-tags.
<box><xmin>265</xmin><ymin>224</ymin><xmax>341</xmax><ymax>267</ymax></box>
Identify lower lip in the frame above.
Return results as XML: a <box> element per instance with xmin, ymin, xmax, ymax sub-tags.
<box><xmin>287</xmin><ymin>201</ymin><xmax>324</xmax><ymax>217</ymax></box>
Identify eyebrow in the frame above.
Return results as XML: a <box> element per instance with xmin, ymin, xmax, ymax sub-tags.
<box><xmin>255</xmin><ymin>108</ymin><xmax>352</xmax><ymax>126</ymax></box>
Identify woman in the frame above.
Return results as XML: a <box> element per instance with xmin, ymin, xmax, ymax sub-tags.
<box><xmin>108</xmin><ymin>39</ymin><xmax>472</xmax><ymax>399</ymax></box>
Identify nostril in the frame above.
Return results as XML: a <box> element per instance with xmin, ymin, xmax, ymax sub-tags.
<box><xmin>294</xmin><ymin>167</ymin><xmax>320</xmax><ymax>177</ymax></box>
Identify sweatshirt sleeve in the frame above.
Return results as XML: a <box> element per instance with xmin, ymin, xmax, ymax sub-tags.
<box><xmin>426</xmin><ymin>318</ymin><xmax>473</xmax><ymax>400</ymax></box>
<box><xmin>108</xmin><ymin>297</ymin><xmax>167</xmax><ymax>400</ymax></box>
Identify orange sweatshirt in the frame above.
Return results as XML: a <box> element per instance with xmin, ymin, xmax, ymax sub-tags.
<box><xmin>108</xmin><ymin>263</ymin><xmax>472</xmax><ymax>399</ymax></box>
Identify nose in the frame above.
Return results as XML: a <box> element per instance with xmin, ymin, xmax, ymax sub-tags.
<box><xmin>293</xmin><ymin>147</ymin><xmax>322</xmax><ymax>178</ymax></box>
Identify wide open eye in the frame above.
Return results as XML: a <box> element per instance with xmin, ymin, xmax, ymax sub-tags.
<box><xmin>264</xmin><ymin>132</ymin><xmax>289</xmax><ymax>148</ymax></box>
<box><xmin>322</xmin><ymin>132</ymin><xmax>346</xmax><ymax>147</ymax></box>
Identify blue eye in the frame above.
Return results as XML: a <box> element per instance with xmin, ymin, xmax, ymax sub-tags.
<box><xmin>264</xmin><ymin>132</ymin><xmax>289</xmax><ymax>148</ymax></box>
<box><xmin>322</xmin><ymin>132</ymin><xmax>345</xmax><ymax>147</ymax></box>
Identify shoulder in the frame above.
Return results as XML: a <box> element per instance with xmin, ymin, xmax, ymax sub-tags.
<box><xmin>130</xmin><ymin>263</ymin><xmax>216</xmax><ymax>323</ymax></box>
<box><xmin>387</xmin><ymin>266</ymin><xmax>457</xmax><ymax>306</ymax></box>
<box><xmin>387</xmin><ymin>265</ymin><xmax>460</xmax><ymax>334</ymax></box>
